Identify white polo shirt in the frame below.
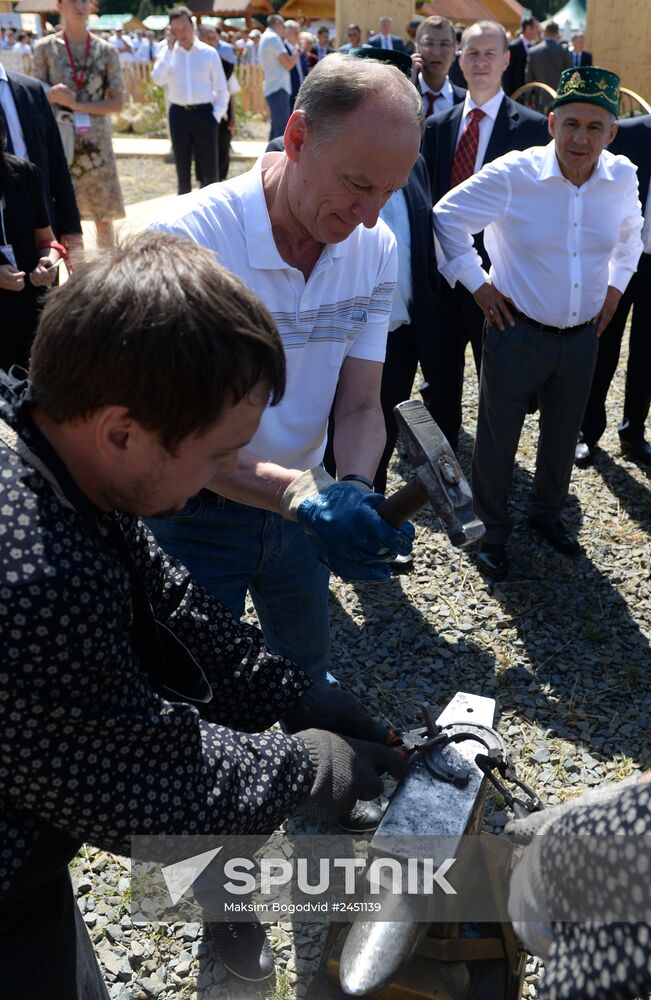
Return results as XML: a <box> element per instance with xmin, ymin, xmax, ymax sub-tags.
<box><xmin>152</xmin><ymin>155</ymin><xmax>397</xmax><ymax>470</ymax></box>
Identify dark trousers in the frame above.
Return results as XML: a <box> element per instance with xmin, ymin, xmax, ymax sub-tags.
<box><xmin>266</xmin><ymin>88</ymin><xmax>291</xmax><ymax>141</ymax></box>
<box><xmin>581</xmin><ymin>252</ymin><xmax>651</xmax><ymax>446</ymax></box>
<box><xmin>428</xmin><ymin>280</ymin><xmax>483</xmax><ymax>450</ymax></box>
<box><xmin>473</xmin><ymin>317</ymin><xmax>598</xmax><ymax>544</ymax></box>
<box><xmin>374</xmin><ymin>321</ymin><xmax>439</xmax><ymax>495</ymax></box>
<box><xmin>169</xmin><ymin>102</ymin><xmax>219</xmax><ymax>195</ymax></box>
<box><xmin>217</xmin><ymin>116</ymin><xmax>231</xmax><ymax>181</ymax></box>
<box><xmin>0</xmin><ymin>827</ymin><xmax>109</xmax><ymax>1000</ymax></box>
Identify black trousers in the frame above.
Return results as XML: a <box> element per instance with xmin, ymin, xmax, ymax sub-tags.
<box><xmin>427</xmin><ymin>280</ymin><xmax>484</xmax><ymax>451</ymax></box>
<box><xmin>217</xmin><ymin>115</ymin><xmax>231</xmax><ymax>182</ymax></box>
<box><xmin>169</xmin><ymin>102</ymin><xmax>219</xmax><ymax>195</ymax></box>
<box><xmin>0</xmin><ymin>826</ymin><xmax>109</xmax><ymax>1000</ymax></box>
<box><xmin>581</xmin><ymin>251</ymin><xmax>651</xmax><ymax>446</ymax></box>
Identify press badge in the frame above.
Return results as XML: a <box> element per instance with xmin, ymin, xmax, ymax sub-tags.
<box><xmin>0</xmin><ymin>244</ymin><xmax>18</xmax><ymax>269</ymax></box>
<box><xmin>73</xmin><ymin>112</ymin><xmax>92</xmax><ymax>134</ymax></box>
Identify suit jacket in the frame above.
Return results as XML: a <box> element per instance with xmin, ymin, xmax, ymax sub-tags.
<box><xmin>401</xmin><ymin>153</ymin><xmax>440</xmax><ymax>340</ymax></box>
<box><xmin>287</xmin><ymin>45</ymin><xmax>309</xmax><ymax>100</ymax></box>
<box><xmin>310</xmin><ymin>45</ymin><xmax>334</xmax><ymax>60</ymax></box>
<box><xmin>502</xmin><ymin>37</ymin><xmax>528</xmax><ymax>96</ymax></box>
<box><xmin>448</xmin><ymin>54</ymin><xmax>465</xmax><ymax>89</ymax></box>
<box><xmin>610</xmin><ymin>115</ymin><xmax>651</xmax><ymax>218</ymax></box>
<box><xmin>368</xmin><ymin>34</ymin><xmax>407</xmax><ymax>53</ymax></box>
<box><xmin>525</xmin><ymin>38</ymin><xmax>572</xmax><ymax>89</ymax></box>
<box><xmin>6</xmin><ymin>71</ymin><xmax>81</xmax><ymax>238</ymax></box>
<box><xmin>569</xmin><ymin>49</ymin><xmax>592</xmax><ymax>67</ymax></box>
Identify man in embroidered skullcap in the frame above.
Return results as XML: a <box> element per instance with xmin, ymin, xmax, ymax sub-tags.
<box><xmin>434</xmin><ymin>66</ymin><xmax>644</xmax><ymax>581</ymax></box>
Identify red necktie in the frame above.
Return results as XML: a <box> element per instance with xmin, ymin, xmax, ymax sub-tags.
<box><xmin>424</xmin><ymin>91</ymin><xmax>441</xmax><ymax>117</ymax></box>
<box><xmin>450</xmin><ymin>108</ymin><xmax>486</xmax><ymax>188</ymax></box>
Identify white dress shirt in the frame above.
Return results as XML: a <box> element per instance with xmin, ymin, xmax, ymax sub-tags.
<box><xmin>379</xmin><ymin>189</ymin><xmax>412</xmax><ymax>331</ymax></box>
<box><xmin>643</xmin><ymin>185</ymin><xmax>651</xmax><ymax>254</ymax></box>
<box><xmin>152</xmin><ymin>38</ymin><xmax>229</xmax><ymax>121</ymax></box>
<box><xmin>419</xmin><ymin>75</ymin><xmax>455</xmax><ymax>115</ymax></box>
<box><xmin>0</xmin><ymin>66</ymin><xmax>28</xmax><ymax>160</ymax></box>
<box><xmin>434</xmin><ymin>142</ymin><xmax>644</xmax><ymax>328</ymax></box>
<box><xmin>455</xmin><ymin>89</ymin><xmax>504</xmax><ymax>173</ymax></box>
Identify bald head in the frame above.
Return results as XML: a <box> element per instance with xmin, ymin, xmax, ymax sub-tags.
<box><xmin>294</xmin><ymin>53</ymin><xmax>424</xmax><ymax>147</ymax></box>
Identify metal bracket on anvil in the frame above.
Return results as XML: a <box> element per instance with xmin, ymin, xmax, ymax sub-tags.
<box><xmin>400</xmin><ymin>708</ymin><xmax>542</xmax><ymax>819</ymax></box>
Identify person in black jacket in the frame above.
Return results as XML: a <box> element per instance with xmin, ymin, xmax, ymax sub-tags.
<box><xmin>421</xmin><ymin>19</ymin><xmax>549</xmax><ymax>450</ymax></box>
<box><xmin>2</xmin><ymin>66</ymin><xmax>81</xmax><ymax>255</ymax></box>
<box><xmin>502</xmin><ymin>15</ymin><xmax>539</xmax><ymax>96</ymax></box>
<box><xmin>0</xmin><ymin>232</ymin><xmax>406</xmax><ymax>997</ymax></box>
<box><xmin>0</xmin><ymin>148</ymin><xmax>64</xmax><ymax>370</ymax></box>
<box><xmin>576</xmin><ymin>115</ymin><xmax>651</xmax><ymax>467</ymax></box>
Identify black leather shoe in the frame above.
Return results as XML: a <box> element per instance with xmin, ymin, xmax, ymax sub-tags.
<box><xmin>620</xmin><ymin>435</ymin><xmax>651</xmax><ymax>466</ymax></box>
<box><xmin>206</xmin><ymin>916</ymin><xmax>275</xmax><ymax>981</ymax></box>
<box><xmin>336</xmin><ymin>799</ymin><xmax>383</xmax><ymax>834</ymax></box>
<box><xmin>575</xmin><ymin>441</ymin><xmax>595</xmax><ymax>468</ymax></box>
<box><xmin>529</xmin><ymin>519</ymin><xmax>580</xmax><ymax>556</ymax></box>
<box><xmin>476</xmin><ymin>543</ymin><xmax>508</xmax><ymax>581</ymax></box>
<box><xmin>389</xmin><ymin>553</ymin><xmax>414</xmax><ymax>575</ymax></box>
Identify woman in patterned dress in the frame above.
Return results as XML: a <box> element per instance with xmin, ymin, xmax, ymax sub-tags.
<box><xmin>32</xmin><ymin>0</ymin><xmax>125</xmax><ymax>248</ymax></box>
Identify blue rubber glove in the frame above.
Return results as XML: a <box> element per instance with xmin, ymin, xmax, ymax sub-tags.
<box><xmin>296</xmin><ymin>484</ymin><xmax>415</xmax><ymax>581</ymax></box>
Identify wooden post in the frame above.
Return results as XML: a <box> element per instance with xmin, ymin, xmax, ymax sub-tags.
<box><xmin>334</xmin><ymin>0</ymin><xmax>413</xmax><ymax>48</ymax></box>
<box><xmin>586</xmin><ymin>0</ymin><xmax>651</xmax><ymax>102</ymax></box>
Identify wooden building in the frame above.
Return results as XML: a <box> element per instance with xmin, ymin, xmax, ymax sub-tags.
<box><xmin>586</xmin><ymin>0</ymin><xmax>651</xmax><ymax>101</ymax></box>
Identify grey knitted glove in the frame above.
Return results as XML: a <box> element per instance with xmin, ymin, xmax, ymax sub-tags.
<box><xmin>297</xmin><ymin>728</ymin><xmax>408</xmax><ymax>821</ymax></box>
<box><xmin>284</xmin><ymin>682</ymin><xmax>391</xmax><ymax>744</ymax></box>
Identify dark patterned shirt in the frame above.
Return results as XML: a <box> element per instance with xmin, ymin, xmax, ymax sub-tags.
<box><xmin>0</xmin><ymin>377</ymin><xmax>314</xmax><ymax>897</ymax></box>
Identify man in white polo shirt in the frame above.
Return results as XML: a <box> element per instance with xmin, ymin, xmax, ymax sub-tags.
<box><xmin>149</xmin><ymin>56</ymin><xmax>420</xmax><ymax>768</ymax></box>
<box><xmin>258</xmin><ymin>13</ymin><xmax>298</xmax><ymax>139</ymax></box>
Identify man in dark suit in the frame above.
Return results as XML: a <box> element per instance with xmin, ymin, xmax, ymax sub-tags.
<box><xmin>310</xmin><ymin>26</ymin><xmax>334</xmax><ymax>62</ymax></box>
<box><xmin>0</xmin><ymin>66</ymin><xmax>81</xmax><ymax>252</ymax></box>
<box><xmin>411</xmin><ymin>16</ymin><xmax>466</xmax><ymax>118</ymax></box>
<box><xmin>502</xmin><ymin>15</ymin><xmax>540</xmax><ymax>96</ymax></box>
<box><xmin>576</xmin><ymin>115</ymin><xmax>651</xmax><ymax>467</ymax></box>
<box><xmin>368</xmin><ymin>16</ymin><xmax>407</xmax><ymax>54</ymax></box>
<box><xmin>421</xmin><ymin>19</ymin><xmax>549</xmax><ymax>450</ymax></box>
<box><xmin>525</xmin><ymin>20</ymin><xmax>572</xmax><ymax>90</ymax></box>
<box><xmin>285</xmin><ymin>20</ymin><xmax>309</xmax><ymax>109</ymax></box>
<box><xmin>569</xmin><ymin>33</ymin><xmax>592</xmax><ymax>67</ymax></box>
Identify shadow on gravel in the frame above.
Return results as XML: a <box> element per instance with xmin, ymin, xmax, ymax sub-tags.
<box><xmin>591</xmin><ymin>449</ymin><xmax>651</xmax><ymax>530</ymax></box>
<box><xmin>364</xmin><ymin>427</ymin><xmax>651</xmax><ymax>790</ymax></box>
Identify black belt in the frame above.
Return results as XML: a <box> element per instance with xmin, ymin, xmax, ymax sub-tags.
<box><xmin>171</xmin><ymin>101</ymin><xmax>212</xmax><ymax>110</ymax></box>
<box><xmin>511</xmin><ymin>305</ymin><xmax>596</xmax><ymax>336</ymax></box>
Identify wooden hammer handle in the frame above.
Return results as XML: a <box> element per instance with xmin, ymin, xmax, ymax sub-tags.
<box><xmin>376</xmin><ymin>478</ymin><xmax>429</xmax><ymax>528</ymax></box>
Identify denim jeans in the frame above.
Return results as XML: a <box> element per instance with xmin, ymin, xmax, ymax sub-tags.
<box><xmin>265</xmin><ymin>88</ymin><xmax>291</xmax><ymax>140</ymax></box>
<box><xmin>146</xmin><ymin>492</ymin><xmax>331</xmax><ymax>681</ymax></box>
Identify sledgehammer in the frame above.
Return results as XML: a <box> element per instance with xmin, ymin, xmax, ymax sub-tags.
<box><xmin>377</xmin><ymin>399</ymin><xmax>485</xmax><ymax>548</ymax></box>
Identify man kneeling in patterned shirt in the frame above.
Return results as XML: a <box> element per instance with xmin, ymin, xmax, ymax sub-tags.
<box><xmin>0</xmin><ymin>232</ymin><xmax>406</xmax><ymax>998</ymax></box>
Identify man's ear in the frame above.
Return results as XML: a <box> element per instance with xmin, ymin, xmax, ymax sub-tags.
<box><xmin>548</xmin><ymin>110</ymin><xmax>557</xmax><ymax>139</ymax></box>
<box><xmin>94</xmin><ymin>406</ymin><xmax>135</xmax><ymax>461</ymax></box>
<box><xmin>283</xmin><ymin>110</ymin><xmax>308</xmax><ymax>162</ymax></box>
<box><xmin>607</xmin><ymin>119</ymin><xmax>619</xmax><ymax>146</ymax></box>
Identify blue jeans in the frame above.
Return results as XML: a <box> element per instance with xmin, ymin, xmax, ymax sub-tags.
<box><xmin>146</xmin><ymin>492</ymin><xmax>331</xmax><ymax>681</ymax></box>
<box><xmin>265</xmin><ymin>88</ymin><xmax>291</xmax><ymax>140</ymax></box>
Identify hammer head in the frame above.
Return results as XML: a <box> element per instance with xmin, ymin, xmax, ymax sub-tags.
<box><xmin>395</xmin><ymin>399</ymin><xmax>484</xmax><ymax>548</ymax></box>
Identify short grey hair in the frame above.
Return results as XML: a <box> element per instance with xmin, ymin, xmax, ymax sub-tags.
<box><xmin>284</xmin><ymin>19</ymin><xmax>300</xmax><ymax>31</ymax></box>
<box><xmin>293</xmin><ymin>53</ymin><xmax>424</xmax><ymax>145</ymax></box>
<box><xmin>461</xmin><ymin>19</ymin><xmax>508</xmax><ymax>51</ymax></box>
<box><xmin>268</xmin><ymin>13</ymin><xmax>284</xmax><ymax>29</ymax></box>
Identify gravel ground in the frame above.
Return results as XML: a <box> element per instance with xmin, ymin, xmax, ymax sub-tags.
<box><xmin>72</xmin><ymin>338</ymin><xmax>650</xmax><ymax>1000</ymax></box>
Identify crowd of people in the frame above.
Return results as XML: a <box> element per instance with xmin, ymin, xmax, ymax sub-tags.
<box><xmin>0</xmin><ymin>8</ymin><xmax>650</xmax><ymax>1000</ymax></box>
